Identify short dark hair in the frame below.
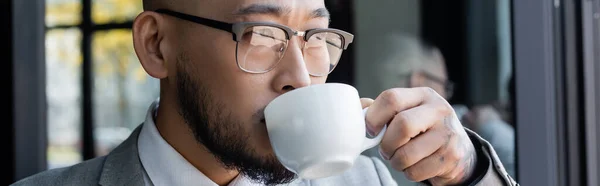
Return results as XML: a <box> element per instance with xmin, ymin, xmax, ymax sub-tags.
<box><xmin>142</xmin><ymin>0</ymin><xmax>164</xmax><ymax>11</ymax></box>
<box><xmin>142</xmin><ymin>0</ymin><xmax>151</xmax><ymax>10</ymax></box>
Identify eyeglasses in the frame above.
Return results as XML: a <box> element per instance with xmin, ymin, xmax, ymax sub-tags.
<box><xmin>154</xmin><ymin>9</ymin><xmax>354</xmax><ymax>77</ymax></box>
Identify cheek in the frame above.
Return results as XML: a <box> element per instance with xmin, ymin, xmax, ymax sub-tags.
<box><xmin>181</xmin><ymin>33</ymin><xmax>269</xmax><ymax>119</ymax></box>
<box><xmin>180</xmin><ymin>25</ymin><xmax>239</xmax><ymax>74</ymax></box>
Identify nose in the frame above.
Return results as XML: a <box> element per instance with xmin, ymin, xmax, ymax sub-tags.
<box><xmin>271</xmin><ymin>38</ymin><xmax>311</xmax><ymax>94</ymax></box>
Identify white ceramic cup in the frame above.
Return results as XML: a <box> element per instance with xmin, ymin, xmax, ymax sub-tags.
<box><xmin>264</xmin><ymin>83</ymin><xmax>387</xmax><ymax>180</ymax></box>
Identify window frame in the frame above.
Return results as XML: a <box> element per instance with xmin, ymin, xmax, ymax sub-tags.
<box><xmin>11</xmin><ymin>0</ymin><xmax>47</xmax><ymax>182</ymax></box>
<box><xmin>582</xmin><ymin>0</ymin><xmax>600</xmax><ymax>185</ymax></box>
<box><xmin>512</xmin><ymin>0</ymin><xmax>596</xmax><ymax>185</ymax></box>
<box><xmin>512</xmin><ymin>0</ymin><xmax>562</xmax><ymax>185</ymax></box>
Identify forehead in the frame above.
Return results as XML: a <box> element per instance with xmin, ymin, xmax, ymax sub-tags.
<box><xmin>192</xmin><ymin>0</ymin><xmax>327</xmax><ymax>20</ymax></box>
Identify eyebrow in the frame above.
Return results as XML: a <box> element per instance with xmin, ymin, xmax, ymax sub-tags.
<box><xmin>310</xmin><ymin>8</ymin><xmax>330</xmax><ymax>19</ymax></box>
<box><xmin>232</xmin><ymin>4</ymin><xmax>330</xmax><ymax>19</ymax></box>
<box><xmin>233</xmin><ymin>4</ymin><xmax>291</xmax><ymax>17</ymax></box>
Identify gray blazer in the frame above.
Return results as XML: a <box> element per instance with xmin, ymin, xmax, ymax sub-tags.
<box><xmin>11</xmin><ymin>124</ymin><xmax>517</xmax><ymax>186</ymax></box>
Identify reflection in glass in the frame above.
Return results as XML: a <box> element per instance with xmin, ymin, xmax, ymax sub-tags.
<box><xmin>46</xmin><ymin>28</ymin><xmax>83</xmax><ymax>169</ymax></box>
<box><xmin>92</xmin><ymin>29</ymin><xmax>159</xmax><ymax>156</ymax></box>
<box><xmin>92</xmin><ymin>0</ymin><xmax>143</xmax><ymax>24</ymax></box>
<box><xmin>46</xmin><ymin>0</ymin><xmax>81</xmax><ymax>27</ymax></box>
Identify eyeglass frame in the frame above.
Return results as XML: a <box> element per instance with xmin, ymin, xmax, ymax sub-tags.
<box><xmin>154</xmin><ymin>9</ymin><xmax>355</xmax><ymax>76</ymax></box>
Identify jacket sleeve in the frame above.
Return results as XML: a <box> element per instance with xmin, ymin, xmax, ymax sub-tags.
<box><xmin>464</xmin><ymin>127</ymin><xmax>519</xmax><ymax>186</ymax></box>
<box><xmin>417</xmin><ymin>128</ymin><xmax>518</xmax><ymax>186</ymax></box>
<box><xmin>371</xmin><ymin>156</ymin><xmax>399</xmax><ymax>186</ymax></box>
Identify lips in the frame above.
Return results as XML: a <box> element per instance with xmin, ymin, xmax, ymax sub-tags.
<box><xmin>256</xmin><ymin>107</ymin><xmax>267</xmax><ymax>124</ymax></box>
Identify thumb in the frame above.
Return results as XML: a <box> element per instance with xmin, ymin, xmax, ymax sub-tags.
<box><xmin>360</xmin><ymin>98</ymin><xmax>374</xmax><ymax>109</ymax></box>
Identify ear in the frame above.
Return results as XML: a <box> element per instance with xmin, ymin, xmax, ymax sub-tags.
<box><xmin>133</xmin><ymin>11</ymin><xmax>168</xmax><ymax>79</ymax></box>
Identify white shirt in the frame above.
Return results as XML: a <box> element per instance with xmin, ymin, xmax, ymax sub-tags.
<box><xmin>138</xmin><ymin>99</ymin><xmax>278</xmax><ymax>186</ymax></box>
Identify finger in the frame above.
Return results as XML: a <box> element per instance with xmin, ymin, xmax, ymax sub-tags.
<box><xmin>401</xmin><ymin>136</ymin><xmax>460</xmax><ymax>183</ymax></box>
<box><xmin>379</xmin><ymin>104</ymin><xmax>452</xmax><ymax>160</ymax></box>
<box><xmin>366</xmin><ymin>87</ymin><xmax>434</xmax><ymax>135</ymax></box>
<box><xmin>360</xmin><ymin>98</ymin><xmax>374</xmax><ymax>109</ymax></box>
<box><xmin>401</xmin><ymin>152</ymin><xmax>447</xmax><ymax>182</ymax></box>
<box><xmin>386</xmin><ymin>126</ymin><xmax>449</xmax><ymax>170</ymax></box>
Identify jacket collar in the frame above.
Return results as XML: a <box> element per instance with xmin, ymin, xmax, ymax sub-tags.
<box><xmin>98</xmin><ymin>124</ymin><xmax>145</xmax><ymax>186</ymax></box>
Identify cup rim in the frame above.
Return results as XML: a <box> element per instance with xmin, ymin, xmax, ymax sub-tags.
<box><xmin>264</xmin><ymin>83</ymin><xmax>357</xmax><ymax>113</ymax></box>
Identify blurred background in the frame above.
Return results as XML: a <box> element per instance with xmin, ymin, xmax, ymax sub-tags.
<box><xmin>3</xmin><ymin>0</ymin><xmax>600</xmax><ymax>186</ymax></box>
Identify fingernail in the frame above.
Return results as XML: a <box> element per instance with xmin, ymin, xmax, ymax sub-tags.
<box><xmin>379</xmin><ymin>148</ymin><xmax>390</xmax><ymax>160</ymax></box>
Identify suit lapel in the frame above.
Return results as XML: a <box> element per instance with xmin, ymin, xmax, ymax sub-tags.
<box><xmin>98</xmin><ymin>124</ymin><xmax>146</xmax><ymax>186</ymax></box>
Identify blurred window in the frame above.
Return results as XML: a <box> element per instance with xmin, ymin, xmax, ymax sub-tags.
<box><xmin>45</xmin><ymin>28</ymin><xmax>82</xmax><ymax>169</ymax></box>
<box><xmin>45</xmin><ymin>0</ymin><xmax>157</xmax><ymax>169</ymax></box>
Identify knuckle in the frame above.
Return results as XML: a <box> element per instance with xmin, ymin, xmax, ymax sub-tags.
<box><xmin>379</xmin><ymin>89</ymin><xmax>401</xmax><ymax>109</ymax></box>
<box><xmin>447</xmin><ymin>148</ymin><xmax>463</xmax><ymax>162</ymax></box>
<box><xmin>437</xmin><ymin>104</ymin><xmax>453</xmax><ymax>117</ymax></box>
<box><xmin>422</xmin><ymin>87</ymin><xmax>437</xmax><ymax>96</ymax></box>
<box><xmin>396</xmin><ymin>114</ymin><xmax>415</xmax><ymax>137</ymax></box>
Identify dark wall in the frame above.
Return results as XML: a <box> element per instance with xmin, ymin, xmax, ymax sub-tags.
<box><xmin>420</xmin><ymin>0</ymin><xmax>469</xmax><ymax>105</ymax></box>
<box><xmin>466</xmin><ymin>0</ymin><xmax>501</xmax><ymax>105</ymax></box>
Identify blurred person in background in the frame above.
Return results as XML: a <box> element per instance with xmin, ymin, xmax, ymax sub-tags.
<box><xmin>461</xmin><ymin>76</ymin><xmax>516</xmax><ymax>178</ymax></box>
<box><xmin>375</xmin><ymin>33</ymin><xmax>515</xmax><ymax>178</ymax></box>
<box><xmin>13</xmin><ymin>1</ymin><xmax>516</xmax><ymax>186</ymax></box>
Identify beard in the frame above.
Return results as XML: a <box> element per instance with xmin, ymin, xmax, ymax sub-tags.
<box><xmin>174</xmin><ymin>53</ymin><xmax>296</xmax><ymax>185</ymax></box>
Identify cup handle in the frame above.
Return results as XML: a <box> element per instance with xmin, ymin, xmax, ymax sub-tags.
<box><xmin>361</xmin><ymin>107</ymin><xmax>387</xmax><ymax>152</ymax></box>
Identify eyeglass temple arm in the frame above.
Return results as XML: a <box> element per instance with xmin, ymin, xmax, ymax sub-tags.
<box><xmin>154</xmin><ymin>9</ymin><xmax>236</xmax><ymax>39</ymax></box>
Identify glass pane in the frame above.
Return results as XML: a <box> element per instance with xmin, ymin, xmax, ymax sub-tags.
<box><xmin>46</xmin><ymin>28</ymin><xmax>83</xmax><ymax>169</ymax></box>
<box><xmin>93</xmin><ymin>0</ymin><xmax>143</xmax><ymax>24</ymax></box>
<box><xmin>92</xmin><ymin>29</ymin><xmax>159</xmax><ymax>156</ymax></box>
<box><xmin>46</xmin><ymin>0</ymin><xmax>82</xmax><ymax>27</ymax></box>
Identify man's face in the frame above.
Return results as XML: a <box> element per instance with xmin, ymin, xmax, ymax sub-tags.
<box><xmin>162</xmin><ymin>0</ymin><xmax>330</xmax><ymax>184</ymax></box>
